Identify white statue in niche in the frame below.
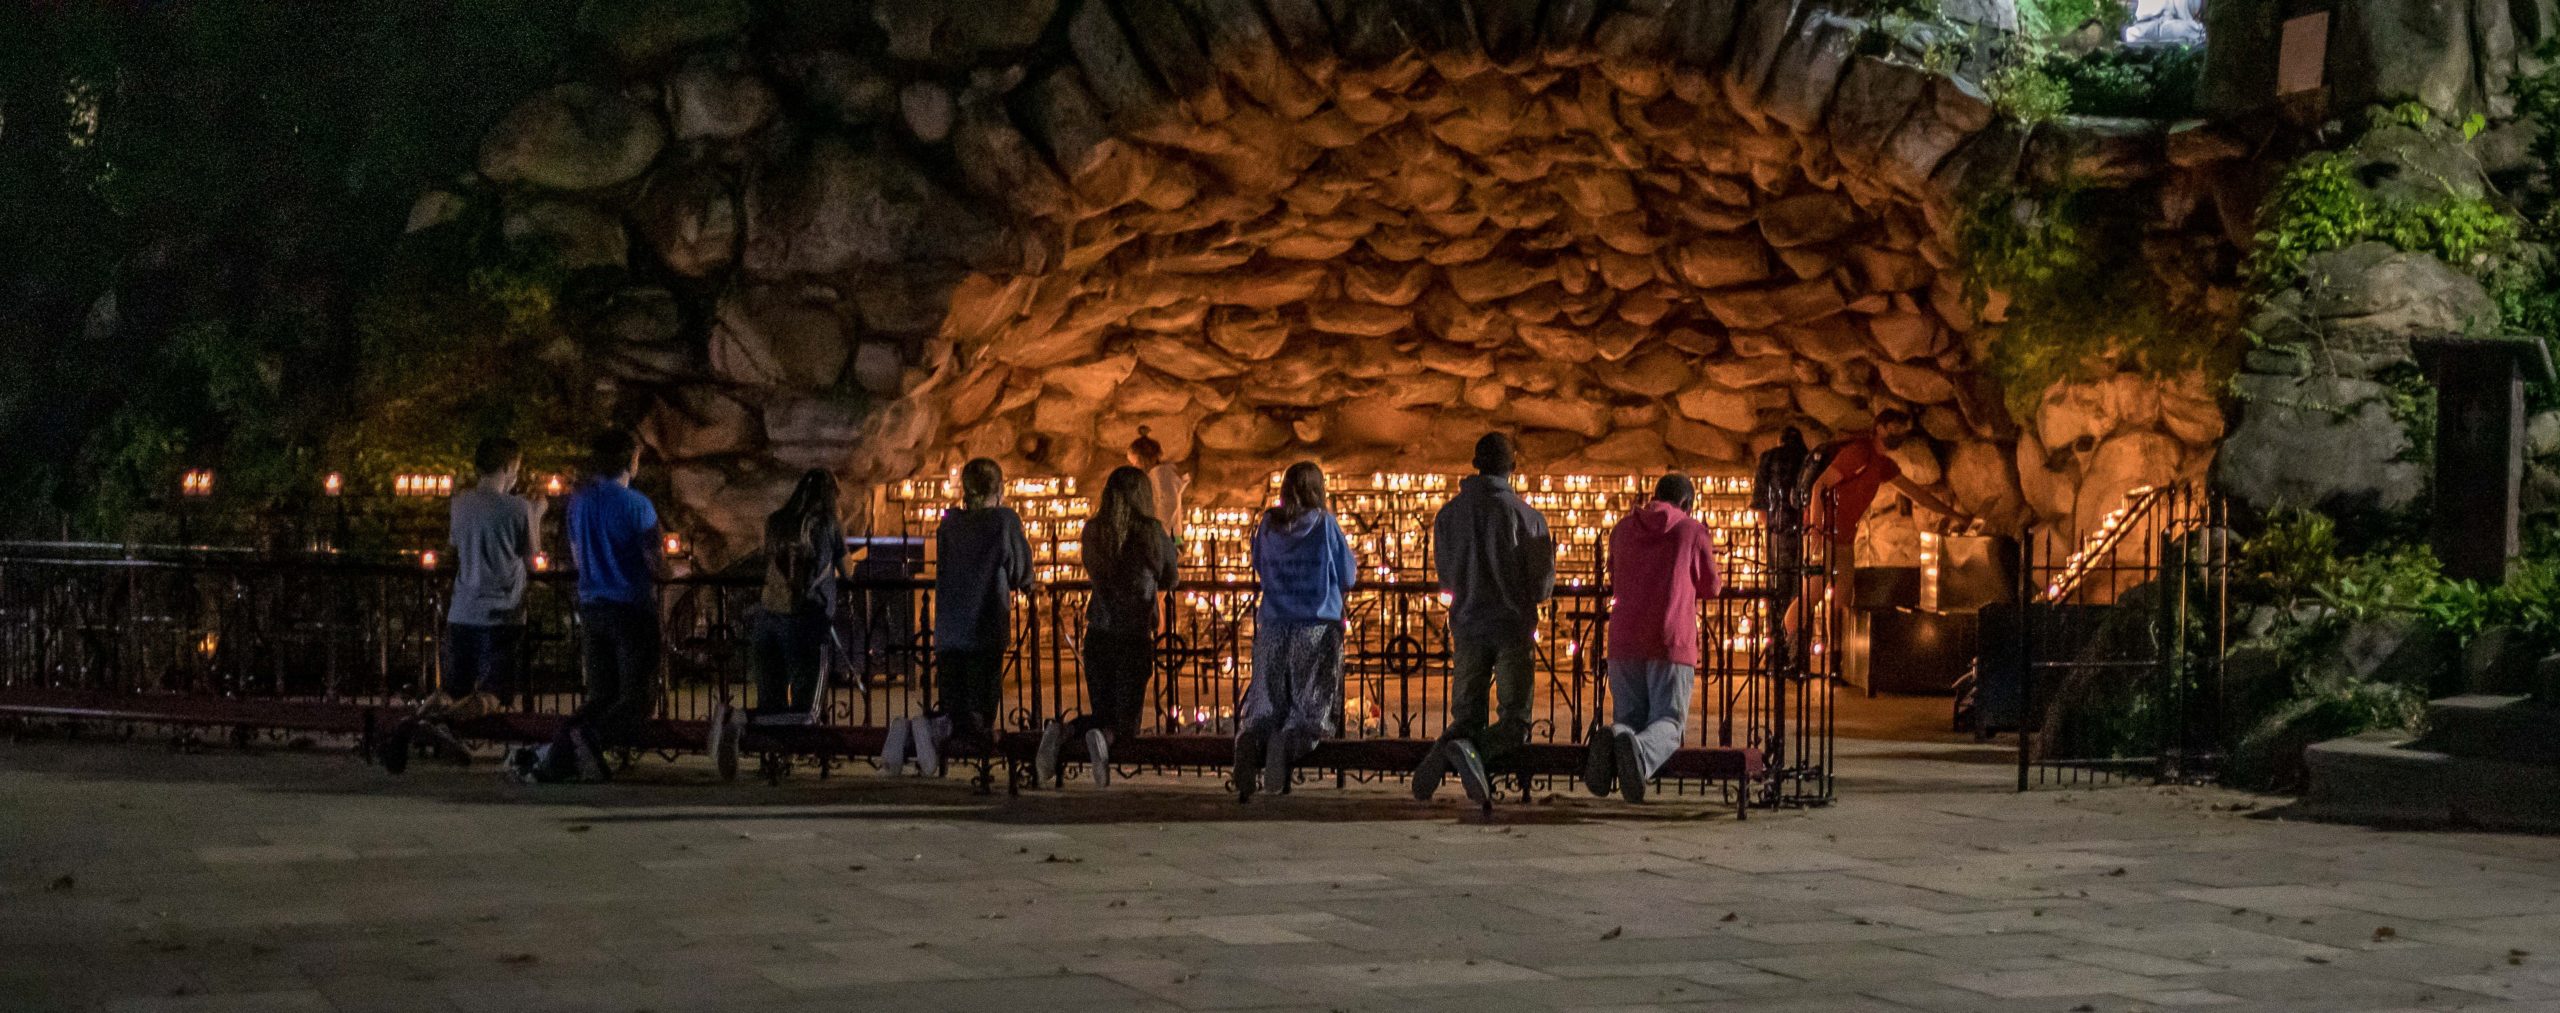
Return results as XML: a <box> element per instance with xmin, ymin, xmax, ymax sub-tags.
<box><xmin>2123</xmin><ymin>0</ymin><xmax>2206</xmax><ymax>46</ymax></box>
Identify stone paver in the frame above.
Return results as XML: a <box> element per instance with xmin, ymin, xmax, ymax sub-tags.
<box><xmin>2</xmin><ymin>737</ymin><xmax>2557</xmax><ymax>1012</ymax></box>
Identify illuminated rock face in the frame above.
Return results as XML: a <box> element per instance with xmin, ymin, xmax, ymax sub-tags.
<box><xmin>432</xmin><ymin>0</ymin><xmax>2244</xmax><ymax>559</ymax></box>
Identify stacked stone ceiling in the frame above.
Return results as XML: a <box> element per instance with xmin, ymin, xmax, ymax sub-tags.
<box><xmin>438</xmin><ymin>0</ymin><xmax>2241</xmax><ymax>559</ymax></box>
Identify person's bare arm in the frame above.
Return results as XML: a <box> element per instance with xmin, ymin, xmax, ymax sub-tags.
<box><xmin>1888</xmin><ymin>476</ymin><xmax>1962</xmax><ymax>524</ymax></box>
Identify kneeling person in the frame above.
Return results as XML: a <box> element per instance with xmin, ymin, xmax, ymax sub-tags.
<box><xmin>1589</xmin><ymin>474</ymin><xmax>1723</xmax><ymax>802</ymax></box>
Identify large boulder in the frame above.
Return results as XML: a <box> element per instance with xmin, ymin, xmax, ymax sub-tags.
<box><xmin>665</xmin><ymin>55</ymin><xmax>777</xmax><ymax>141</ymax></box>
<box><xmin>874</xmin><ymin>0</ymin><xmax>1058</xmax><ymax>64</ymax></box>
<box><xmin>742</xmin><ymin>138</ymin><xmax>1004</xmax><ymax>275</ymax></box>
<box><xmin>578</xmin><ymin>0</ymin><xmax>750</xmax><ymax>65</ymax></box>
<box><xmin>479</xmin><ymin>84</ymin><xmax>666</xmax><ymax>191</ymax></box>
<box><xmin>501</xmin><ymin>200</ymin><xmax>629</xmax><ymax>269</ymax></box>
<box><xmin>2216</xmin><ymin>374</ymin><xmax>2426</xmax><ymax>514</ymax></box>
<box><xmin>2249</xmin><ymin>242</ymin><xmax>2498</xmax><ymax>374</ymax></box>
<box><xmin>635</xmin><ymin>165</ymin><xmax>740</xmax><ymax>276</ymax></box>
<box><xmin>710</xmin><ymin>286</ymin><xmax>851</xmax><ymax>390</ymax></box>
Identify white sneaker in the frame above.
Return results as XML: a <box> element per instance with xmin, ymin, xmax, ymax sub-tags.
<box><xmin>1035</xmin><ymin>720</ymin><xmax>1064</xmax><ymax>785</ymax></box>
<box><xmin>1085</xmin><ymin>728</ymin><xmax>1110</xmax><ymax>788</ymax></box>
<box><xmin>708</xmin><ymin>699</ymin><xmax>737</xmax><ymax>781</ymax></box>
<box><xmin>878</xmin><ymin>717</ymin><xmax>911</xmax><ymax>776</ymax></box>
<box><xmin>912</xmin><ymin>715</ymin><xmax>943</xmax><ymax>777</ymax></box>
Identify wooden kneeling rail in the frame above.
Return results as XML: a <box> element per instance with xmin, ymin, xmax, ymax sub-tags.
<box><xmin>0</xmin><ymin>689</ymin><xmax>1766</xmax><ymax>814</ymax></box>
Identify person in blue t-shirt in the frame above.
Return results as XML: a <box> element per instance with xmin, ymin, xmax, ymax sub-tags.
<box><xmin>1233</xmin><ymin>461</ymin><xmax>1358</xmax><ymax>803</ymax></box>
<box><xmin>522</xmin><ymin>429</ymin><xmax>669</xmax><ymax>783</ymax></box>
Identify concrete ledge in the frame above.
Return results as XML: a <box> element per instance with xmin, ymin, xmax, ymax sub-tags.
<box><xmin>2303</xmin><ymin>731</ymin><xmax>2560</xmax><ymax>834</ymax></box>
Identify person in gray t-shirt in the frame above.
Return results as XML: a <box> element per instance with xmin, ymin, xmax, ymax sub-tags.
<box><xmin>444</xmin><ymin>436</ymin><xmax>545</xmax><ymax>709</ymax></box>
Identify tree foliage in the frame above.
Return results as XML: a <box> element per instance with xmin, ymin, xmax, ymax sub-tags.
<box><xmin>0</xmin><ymin>2</ymin><xmax>574</xmax><ymax>534</ymax></box>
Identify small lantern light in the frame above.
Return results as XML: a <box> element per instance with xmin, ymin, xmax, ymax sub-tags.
<box><xmin>394</xmin><ymin>474</ymin><xmax>414</xmax><ymax>497</ymax></box>
<box><xmin>436</xmin><ymin>474</ymin><xmax>454</xmax><ymax>496</ymax></box>
<box><xmin>531</xmin><ymin>551</ymin><xmax>551</xmax><ymax>572</ymax></box>
<box><xmin>322</xmin><ymin>472</ymin><xmax>344</xmax><ymax>497</ymax></box>
<box><xmin>420</xmin><ymin>550</ymin><xmax>440</xmax><ymax>570</ymax></box>
<box><xmin>662</xmin><ymin>531</ymin><xmax>686</xmax><ymax>556</ymax></box>
<box><xmin>544</xmin><ymin>474</ymin><xmax>565</xmax><ymax>496</ymax></box>
<box><xmin>180</xmin><ymin>469</ymin><xmax>214</xmax><ymax>498</ymax></box>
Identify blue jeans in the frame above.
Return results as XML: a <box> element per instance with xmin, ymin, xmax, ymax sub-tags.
<box><xmin>442</xmin><ymin>623</ymin><xmax>521</xmax><ymax>701</ymax></box>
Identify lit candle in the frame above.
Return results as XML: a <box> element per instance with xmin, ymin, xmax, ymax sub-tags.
<box><xmin>420</xmin><ymin>550</ymin><xmax>439</xmax><ymax>570</ymax></box>
<box><xmin>323</xmin><ymin>472</ymin><xmax>343</xmax><ymax>497</ymax></box>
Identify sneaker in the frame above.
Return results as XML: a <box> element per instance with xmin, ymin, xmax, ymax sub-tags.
<box><xmin>417</xmin><ymin>719</ymin><xmax>472</xmax><ymax>767</ymax></box>
<box><xmin>1410</xmin><ymin>739</ymin><xmax>1449</xmax><ymax>801</ymax></box>
<box><xmin>503</xmin><ymin>745</ymin><xmax>540</xmax><ymax>784</ymax></box>
<box><xmin>1085</xmin><ymin>728</ymin><xmax>1111</xmax><ymax>788</ymax></box>
<box><xmin>912</xmin><ymin>715</ymin><xmax>944</xmax><ymax>777</ymax></box>
<box><xmin>379</xmin><ymin>718</ymin><xmax>415</xmax><ymax>775</ymax></box>
<box><xmin>1582</xmin><ymin>727</ymin><xmax>1616</xmax><ymax>797</ymax></box>
<box><xmin>1232</xmin><ymin>730</ymin><xmax>1265</xmax><ymax>803</ymax></box>
<box><xmin>707</xmin><ymin>698</ymin><xmax>736</xmax><ymax>780</ymax></box>
<box><xmin>1035</xmin><ymin>720</ymin><xmax>1063</xmax><ymax>785</ymax></box>
<box><xmin>1613</xmin><ymin>727</ymin><xmax>1646</xmax><ymax>804</ymax></box>
<box><xmin>879</xmin><ymin>717</ymin><xmax>911</xmax><ymax>776</ymax></box>
<box><xmin>451</xmin><ymin>691</ymin><xmax>498</xmax><ymax>722</ymax></box>
<box><xmin>1448</xmin><ymin>739</ymin><xmax>1490</xmax><ymax>806</ymax></box>
<box><xmin>570</xmin><ymin>726</ymin><xmax>610</xmax><ymax>783</ymax></box>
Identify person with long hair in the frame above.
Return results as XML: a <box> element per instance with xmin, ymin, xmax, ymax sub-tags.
<box><xmin>709</xmin><ymin>470</ymin><xmax>846</xmax><ymax>773</ymax></box>
<box><xmin>1036</xmin><ymin>466</ymin><xmax>1179</xmax><ymax>786</ymax></box>
<box><xmin>908</xmin><ymin>457</ymin><xmax>1030</xmax><ymax>767</ymax></box>
<box><xmin>1128</xmin><ymin>427</ymin><xmax>1188</xmax><ymax>540</ymax></box>
<box><xmin>1234</xmin><ymin>460</ymin><xmax>1358</xmax><ymax>802</ymax></box>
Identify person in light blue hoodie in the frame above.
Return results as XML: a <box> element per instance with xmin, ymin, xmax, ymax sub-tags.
<box><xmin>1234</xmin><ymin>460</ymin><xmax>1358</xmax><ymax>802</ymax></box>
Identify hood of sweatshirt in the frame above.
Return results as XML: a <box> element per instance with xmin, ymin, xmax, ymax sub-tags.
<box><xmin>1623</xmin><ymin>500</ymin><xmax>1687</xmax><ymax>540</ymax></box>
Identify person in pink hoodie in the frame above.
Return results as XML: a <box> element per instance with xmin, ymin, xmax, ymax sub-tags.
<box><xmin>1588</xmin><ymin>474</ymin><xmax>1724</xmax><ymax>802</ymax></box>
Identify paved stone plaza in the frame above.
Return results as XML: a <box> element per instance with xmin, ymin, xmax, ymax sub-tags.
<box><xmin>4</xmin><ymin>737</ymin><xmax>2559</xmax><ymax>1013</ymax></box>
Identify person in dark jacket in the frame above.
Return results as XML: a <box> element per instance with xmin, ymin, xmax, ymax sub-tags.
<box><xmin>1038</xmin><ymin>465</ymin><xmax>1179</xmax><ymax>787</ymax></box>
<box><xmin>1234</xmin><ymin>461</ymin><xmax>1358</xmax><ymax>802</ymax></box>
<box><xmin>1586</xmin><ymin>475</ymin><xmax>1724</xmax><ymax>802</ymax></box>
<box><xmin>1414</xmin><ymin>433</ymin><xmax>1556</xmax><ymax>807</ymax></box>
<box><xmin>919</xmin><ymin>457</ymin><xmax>1031</xmax><ymax>762</ymax></box>
<box><xmin>708</xmin><ymin>469</ymin><xmax>846</xmax><ymax>775</ymax></box>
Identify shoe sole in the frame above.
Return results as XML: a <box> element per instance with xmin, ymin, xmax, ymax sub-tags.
<box><xmin>1410</xmin><ymin>740</ymin><xmax>1446</xmax><ymax>801</ymax></box>
<box><xmin>1615</xmin><ymin>730</ymin><xmax>1646</xmax><ymax>804</ymax></box>
<box><xmin>1035</xmin><ymin>723</ymin><xmax>1061</xmax><ymax>785</ymax></box>
<box><xmin>1582</xmin><ymin>731</ymin><xmax>1615</xmax><ymax>797</ymax></box>
<box><xmin>1451</xmin><ymin>744</ymin><xmax>1490</xmax><ymax>805</ymax></box>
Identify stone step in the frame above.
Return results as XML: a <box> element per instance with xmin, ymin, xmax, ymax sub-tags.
<box><xmin>2410</xmin><ymin>695</ymin><xmax>2560</xmax><ymax>766</ymax></box>
<box><xmin>2300</xmin><ymin>731</ymin><xmax>2560</xmax><ymax>834</ymax></box>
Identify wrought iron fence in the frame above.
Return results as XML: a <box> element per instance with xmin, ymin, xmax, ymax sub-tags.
<box><xmin>0</xmin><ymin>540</ymin><xmax>1831</xmax><ymax>804</ymax></box>
<box><xmin>2004</xmin><ymin>484</ymin><xmax>2233</xmax><ymax>788</ymax></box>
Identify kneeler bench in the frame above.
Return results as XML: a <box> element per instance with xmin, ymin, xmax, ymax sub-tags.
<box><xmin>996</xmin><ymin>733</ymin><xmax>1766</xmax><ymax>818</ymax></box>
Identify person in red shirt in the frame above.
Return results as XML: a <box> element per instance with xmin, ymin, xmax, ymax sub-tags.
<box><xmin>1589</xmin><ymin>474</ymin><xmax>1725</xmax><ymax>802</ymax></box>
<box><xmin>1809</xmin><ymin>410</ymin><xmax>1960</xmax><ymax>688</ymax></box>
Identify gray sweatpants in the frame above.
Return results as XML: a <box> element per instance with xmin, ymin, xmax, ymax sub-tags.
<box><xmin>1607</xmin><ymin>658</ymin><xmax>1695</xmax><ymax>781</ymax></box>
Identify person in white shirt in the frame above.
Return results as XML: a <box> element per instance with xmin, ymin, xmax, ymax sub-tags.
<box><xmin>1129</xmin><ymin>427</ymin><xmax>1189</xmax><ymax>543</ymax></box>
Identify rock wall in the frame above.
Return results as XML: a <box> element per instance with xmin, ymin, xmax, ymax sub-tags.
<box><xmin>416</xmin><ymin>0</ymin><xmax>2244</xmax><ymax>559</ymax></box>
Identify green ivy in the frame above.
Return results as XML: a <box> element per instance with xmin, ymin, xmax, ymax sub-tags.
<box><xmin>2039</xmin><ymin>44</ymin><xmax>2203</xmax><ymax>119</ymax></box>
<box><xmin>2245</xmin><ymin>152</ymin><xmax>2517</xmax><ymax>286</ymax></box>
<box><xmin>1960</xmin><ymin>186</ymin><xmax>2227</xmax><ymax>416</ymax></box>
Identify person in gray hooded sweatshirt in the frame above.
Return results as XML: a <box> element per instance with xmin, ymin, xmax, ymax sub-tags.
<box><xmin>1415</xmin><ymin>432</ymin><xmax>1556</xmax><ymax>807</ymax></box>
